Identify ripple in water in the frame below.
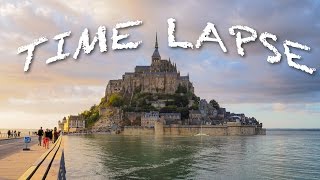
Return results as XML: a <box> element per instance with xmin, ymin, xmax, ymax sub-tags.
<box><xmin>64</xmin><ymin>130</ymin><xmax>320</xmax><ymax>180</ymax></box>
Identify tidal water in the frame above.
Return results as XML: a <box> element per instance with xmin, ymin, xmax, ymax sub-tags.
<box><xmin>64</xmin><ymin>130</ymin><xmax>320</xmax><ymax>180</ymax></box>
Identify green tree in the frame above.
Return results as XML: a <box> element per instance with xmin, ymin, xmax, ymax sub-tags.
<box><xmin>209</xmin><ymin>99</ymin><xmax>220</xmax><ymax>110</ymax></box>
<box><xmin>108</xmin><ymin>93</ymin><xmax>124</xmax><ymax>107</ymax></box>
<box><xmin>177</xmin><ymin>107</ymin><xmax>189</xmax><ymax>120</ymax></box>
<box><xmin>173</xmin><ymin>94</ymin><xmax>189</xmax><ymax>107</ymax></box>
<box><xmin>160</xmin><ymin>105</ymin><xmax>177</xmax><ymax>113</ymax></box>
<box><xmin>81</xmin><ymin>104</ymin><xmax>100</xmax><ymax>128</ymax></box>
<box><xmin>175</xmin><ymin>84</ymin><xmax>188</xmax><ymax>94</ymax></box>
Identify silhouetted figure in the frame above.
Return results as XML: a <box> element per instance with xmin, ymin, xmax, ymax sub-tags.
<box><xmin>7</xmin><ymin>130</ymin><xmax>11</xmax><ymax>138</ymax></box>
<box><xmin>53</xmin><ymin>127</ymin><xmax>59</xmax><ymax>143</ymax></box>
<box><xmin>37</xmin><ymin>127</ymin><xmax>44</xmax><ymax>146</ymax></box>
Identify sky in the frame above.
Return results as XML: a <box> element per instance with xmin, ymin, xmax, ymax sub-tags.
<box><xmin>0</xmin><ymin>0</ymin><xmax>319</xmax><ymax>129</ymax></box>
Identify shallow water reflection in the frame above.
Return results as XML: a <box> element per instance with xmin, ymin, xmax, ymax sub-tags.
<box><xmin>64</xmin><ymin>130</ymin><xmax>320</xmax><ymax>180</ymax></box>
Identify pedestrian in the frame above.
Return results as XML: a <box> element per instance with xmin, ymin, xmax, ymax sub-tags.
<box><xmin>53</xmin><ymin>127</ymin><xmax>59</xmax><ymax>143</ymax></box>
<box><xmin>37</xmin><ymin>127</ymin><xmax>44</xmax><ymax>146</ymax></box>
<box><xmin>44</xmin><ymin>129</ymin><xmax>50</xmax><ymax>149</ymax></box>
<box><xmin>18</xmin><ymin>131</ymin><xmax>21</xmax><ymax>137</ymax></box>
<box><xmin>49</xmin><ymin>129</ymin><xmax>53</xmax><ymax>141</ymax></box>
<box><xmin>7</xmin><ymin>130</ymin><xmax>11</xmax><ymax>138</ymax></box>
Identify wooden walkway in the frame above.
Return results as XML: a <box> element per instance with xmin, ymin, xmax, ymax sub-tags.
<box><xmin>0</xmin><ymin>144</ymin><xmax>47</xmax><ymax>180</ymax></box>
<box><xmin>19</xmin><ymin>136</ymin><xmax>65</xmax><ymax>180</ymax></box>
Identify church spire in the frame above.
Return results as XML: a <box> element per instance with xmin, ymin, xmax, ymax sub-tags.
<box><xmin>155</xmin><ymin>32</ymin><xmax>158</xmax><ymax>49</ymax></box>
<box><xmin>152</xmin><ymin>32</ymin><xmax>161</xmax><ymax>61</ymax></box>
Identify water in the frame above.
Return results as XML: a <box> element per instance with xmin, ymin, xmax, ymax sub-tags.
<box><xmin>64</xmin><ymin>130</ymin><xmax>320</xmax><ymax>179</ymax></box>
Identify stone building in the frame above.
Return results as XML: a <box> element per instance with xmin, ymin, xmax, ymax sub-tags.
<box><xmin>189</xmin><ymin>110</ymin><xmax>202</xmax><ymax>125</ymax></box>
<box><xmin>58</xmin><ymin>117</ymin><xmax>66</xmax><ymax>132</ymax></box>
<box><xmin>141</xmin><ymin>111</ymin><xmax>182</xmax><ymax>127</ymax></box>
<box><xmin>105</xmin><ymin>34</ymin><xmax>194</xmax><ymax>98</ymax></box>
<box><xmin>160</xmin><ymin>113</ymin><xmax>181</xmax><ymax>125</ymax></box>
<box><xmin>217</xmin><ymin>108</ymin><xmax>226</xmax><ymax>119</ymax></box>
<box><xmin>61</xmin><ymin>115</ymin><xmax>86</xmax><ymax>133</ymax></box>
<box><xmin>141</xmin><ymin>111</ymin><xmax>160</xmax><ymax>128</ymax></box>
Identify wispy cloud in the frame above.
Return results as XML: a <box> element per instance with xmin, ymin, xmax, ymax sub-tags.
<box><xmin>0</xmin><ymin>0</ymin><xmax>319</xmax><ymax>128</ymax></box>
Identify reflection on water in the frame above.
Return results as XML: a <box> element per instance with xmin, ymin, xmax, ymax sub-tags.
<box><xmin>64</xmin><ymin>130</ymin><xmax>320</xmax><ymax>179</ymax></box>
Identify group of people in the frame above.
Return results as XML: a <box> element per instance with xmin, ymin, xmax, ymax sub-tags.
<box><xmin>6</xmin><ymin>130</ymin><xmax>21</xmax><ymax>138</ymax></box>
<box><xmin>37</xmin><ymin>127</ymin><xmax>60</xmax><ymax>149</ymax></box>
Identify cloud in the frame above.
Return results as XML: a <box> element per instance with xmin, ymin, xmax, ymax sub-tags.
<box><xmin>272</xmin><ymin>103</ymin><xmax>286</xmax><ymax>112</ymax></box>
<box><xmin>0</xmin><ymin>0</ymin><xmax>319</xmax><ymax>128</ymax></box>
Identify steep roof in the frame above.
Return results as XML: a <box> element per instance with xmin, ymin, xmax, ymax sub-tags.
<box><xmin>152</xmin><ymin>33</ymin><xmax>161</xmax><ymax>59</ymax></box>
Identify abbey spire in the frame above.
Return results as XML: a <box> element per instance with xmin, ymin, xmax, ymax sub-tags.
<box><xmin>152</xmin><ymin>33</ymin><xmax>161</xmax><ymax>61</ymax></box>
<box><xmin>155</xmin><ymin>32</ymin><xmax>158</xmax><ymax>48</ymax></box>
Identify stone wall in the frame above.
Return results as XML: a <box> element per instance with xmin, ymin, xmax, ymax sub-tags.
<box><xmin>255</xmin><ymin>127</ymin><xmax>267</xmax><ymax>135</ymax></box>
<box><xmin>123</xmin><ymin>124</ymin><xmax>266</xmax><ymax>136</ymax></box>
<box><xmin>123</xmin><ymin>126</ymin><xmax>154</xmax><ymax>136</ymax></box>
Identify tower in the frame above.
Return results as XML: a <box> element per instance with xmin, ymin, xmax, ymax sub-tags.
<box><xmin>152</xmin><ymin>33</ymin><xmax>161</xmax><ymax>62</ymax></box>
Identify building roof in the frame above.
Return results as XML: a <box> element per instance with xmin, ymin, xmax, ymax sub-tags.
<box><xmin>152</xmin><ymin>33</ymin><xmax>161</xmax><ymax>58</ymax></box>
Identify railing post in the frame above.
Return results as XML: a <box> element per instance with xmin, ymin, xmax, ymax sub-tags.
<box><xmin>58</xmin><ymin>150</ymin><xmax>66</xmax><ymax>180</ymax></box>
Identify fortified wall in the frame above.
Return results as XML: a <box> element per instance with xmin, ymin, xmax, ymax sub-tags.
<box><xmin>123</xmin><ymin>122</ymin><xmax>266</xmax><ymax>136</ymax></box>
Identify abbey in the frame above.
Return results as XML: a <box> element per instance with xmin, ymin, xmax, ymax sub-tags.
<box><xmin>105</xmin><ymin>34</ymin><xmax>194</xmax><ymax>97</ymax></box>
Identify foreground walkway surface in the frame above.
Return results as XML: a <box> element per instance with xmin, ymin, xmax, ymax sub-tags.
<box><xmin>0</xmin><ymin>137</ymin><xmax>36</xmax><ymax>159</ymax></box>
<box><xmin>0</xmin><ymin>143</ymin><xmax>47</xmax><ymax>180</ymax></box>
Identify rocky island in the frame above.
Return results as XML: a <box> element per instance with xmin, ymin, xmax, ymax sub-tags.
<box><xmin>58</xmin><ymin>34</ymin><xmax>266</xmax><ymax>136</ymax></box>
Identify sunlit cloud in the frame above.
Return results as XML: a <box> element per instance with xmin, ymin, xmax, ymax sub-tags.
<box><xmin>0</xmin><ymin>0</ymin><xmax>319</xmax><ymax>128</ymax></box>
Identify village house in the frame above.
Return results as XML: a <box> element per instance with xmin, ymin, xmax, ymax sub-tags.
<box><xmin>160</xmin><ymin>113</ymin><xmax>181</xmax><ymax>125</ymax></box>
<box><xmin>60</xmin><ymin>115</ymin><xmax>86</xmax><ymax>133</ymax></box>
<box><xmin>141</xmin><ymin>111</ymin><xmax>160</xmax><ymax>128</ymax></box>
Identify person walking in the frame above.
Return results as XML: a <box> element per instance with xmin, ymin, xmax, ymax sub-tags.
<box><xmin>37</xmin><ymin>127</ymin><xmax>44</xmax><ymax>146</ymax></box>
<box><xmin>7</xmin><ymin>130</ymin><xmax>10</xmax><ymax>138</ymax></box>
<box><xmin>53</xmin><ymin>127</ymin><xmax>59</xmax><ymax>143</ymax></box>
<box><xmin>44</xmin><ymin>129</ymin><xmax>50</xmax><ymax>149</ymax></box>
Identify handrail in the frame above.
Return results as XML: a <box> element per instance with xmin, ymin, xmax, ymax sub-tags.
<box><xmin>42</xmin><ymin>138</ymin><xmax>62</xmax><ymax>179</ymax></box>
<box><xmin>19</xmin><ymin>136</ymin><xmax>64</xmax><ymax>180</ymax></box>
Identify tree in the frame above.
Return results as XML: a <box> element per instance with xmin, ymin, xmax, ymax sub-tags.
<box><xmin>81</xmin><ymin>105</ymin><xmax>100</xmax><ymax>128</ymax></box>
<box><xmin>173</xmin><ymin>94</ymin><xmax>189</xmax><ymax>107</ymax></box>
<box><xmin>175</xmin><ymin>84</ymin><xmax>188</xmax><ymax>94</ymax></box>
<box><xmin>177</xmin><ymin>107</ymin><xmax>189</xmax><ymax>120</ymax></box>
<box><xmin>108</xmin><ymin>93</ymin><xmax>124</xmax><ymax>107</ymax></box>
<box><xmin>160</xmin><ymin>105</ymin><xmax>177</xmax><ymax>113</ymax></box>
<box><xmin>209</xmin><ymin>99</ymin><xmax>220</xmax><ymax>110</ymax></box>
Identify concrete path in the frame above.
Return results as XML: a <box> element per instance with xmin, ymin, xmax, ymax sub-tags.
<box><xmin>0</xmin><ymin>141</ymin><xmax>48</xmax><ymax>180</ymax></box>
<box><xmin>0</xmin><ymin>137</ymin><xmax>37</xmax><ymax>159</ymax></box>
